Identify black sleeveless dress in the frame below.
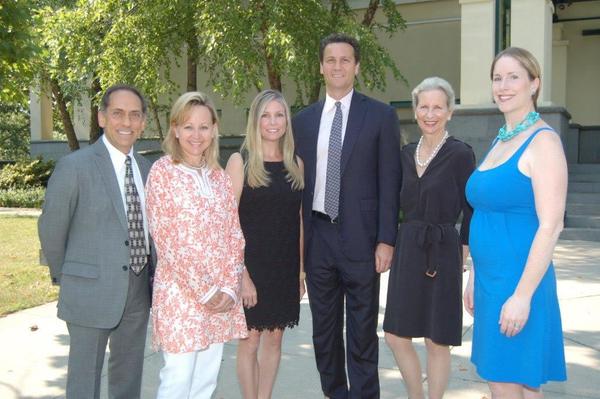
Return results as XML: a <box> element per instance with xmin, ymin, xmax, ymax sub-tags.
<box><xmin>239</xmin><ymin>161</ymin><xmax>302</xmax><ymax>331</ymax></box>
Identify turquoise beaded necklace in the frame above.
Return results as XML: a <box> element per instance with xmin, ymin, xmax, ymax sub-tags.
<box><xmin>497</xmin><ymin>111</ymin><xmax>540</xmax><ymax>142</ymax></box>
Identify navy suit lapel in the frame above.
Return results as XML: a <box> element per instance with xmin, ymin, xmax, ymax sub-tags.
<box><xmin>341</xmin><ymin>92</ymin><xmax>367</xmax><ymax>173</ymax></box>
<box><xmin>307</xmin><ymin>100</ymin><xmax>325</xmax><ymax>194</ymax></box>
<box><xmin>93</xmin><ymin>140</ymin><xmax>128</xmax><ymax>232</ymax></box>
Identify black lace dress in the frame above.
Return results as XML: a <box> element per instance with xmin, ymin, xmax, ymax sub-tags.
<box><xmin>239</xmin><ymin>161</ymin><xmax>302</xmax><ymax>331</ymax></box>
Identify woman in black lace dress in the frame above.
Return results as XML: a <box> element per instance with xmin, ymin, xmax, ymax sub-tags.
<box><xmin>226</xmin><ymin>89</ymin><xmax>304</xmax><ymax>399</ymax></box>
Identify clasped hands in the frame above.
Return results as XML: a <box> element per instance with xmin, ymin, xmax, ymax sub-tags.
<box><xmin>205</xmin><ymin>290</ymin><xmax>235</xmax><ymax>314</ymax></box>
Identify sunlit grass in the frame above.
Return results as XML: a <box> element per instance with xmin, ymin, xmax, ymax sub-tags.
<box><xmin>0</xmin><ymin>215</ymin><xmax>58</xmax><ymax>316</ymax></box>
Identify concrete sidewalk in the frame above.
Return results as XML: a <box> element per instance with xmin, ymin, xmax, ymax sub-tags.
<box><xmin>1</xmin><ymin>240</ymin><xmax>599</xmax><ymax>398</ymax></box>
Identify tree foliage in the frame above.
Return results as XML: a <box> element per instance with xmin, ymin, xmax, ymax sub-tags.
<box><xmin>2</xmin><ymin>0</ymin><xmax>406</xmax><ymax>146</ymax></box>
<box><xmin>193</xmin><ymin>0</ymin><xmax>406</xmax><ymax>105</ymax></box>
<box><xmin>0</xmin><ymin>102</ymin><xmax>30</xmax><ymax>160</ymax></box>
<box><xmin>0</xmin><ymin>0</ymin><xmax>37</xmax><ymax>103</ymax></box>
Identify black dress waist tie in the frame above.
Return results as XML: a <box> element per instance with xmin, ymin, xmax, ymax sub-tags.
<box><xmin>404</xmin><ymin>220</ymin><xmax>457</xmax><ymax>278</ymax></box>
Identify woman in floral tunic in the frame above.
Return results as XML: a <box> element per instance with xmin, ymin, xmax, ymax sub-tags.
<box><xmin>146</xmin><ymin>91</ymin><xmax>247</xmax><ymax>399</ymax></box>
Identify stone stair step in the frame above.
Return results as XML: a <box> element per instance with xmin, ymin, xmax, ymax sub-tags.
<box><xmin>569</xmin><ymin>182</ymin><xmax>600</xmax><ymax>193</ymax></box>
<box><xmin>560</xmin><ymin>227</ymin><xmax>600</xmax><ymax>242</ymax></box>
<box><xmin>567</xmin><ymin>192</ymin><xmax>600</xmax><ymax>204</ymax></box>
<box><xmin>568</xmin><ymin>164</ymin><xmax>600</xmax><ymax>174</ymax></box>
<box><xmin>569</xmin><ymin>173</ymin><xmax>600</xmax><ymax>183</ymax></box>
<box><xmin>565</xmin><ymin>215</ymin><xmax>600</xmax><ymax>228</ymax></box>
<box><xmin>567</xmin><ymin>203</ymin><xmax>600</xmax><ymax>216</ymax></box>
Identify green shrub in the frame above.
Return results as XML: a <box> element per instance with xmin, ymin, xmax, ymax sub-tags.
<box><xmin>0</xmin><ymin>102</ymin><xmax>30</xmax><ymax>160</ymax></box>
<box><xmin>0</xmin><ymin>158</ymin><xmax>55</xmax><ymax>189</ymax></box>
<box><xmin>0</xmin><ymin>187</ymin><xmax>45</xmax><ymax>208</ymax></box>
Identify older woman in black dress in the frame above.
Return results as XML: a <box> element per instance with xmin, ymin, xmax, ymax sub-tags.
<box><xmin>383</xmin><ymin>77</ymin><xmax>475</xmax><ymax>399</ymax></box>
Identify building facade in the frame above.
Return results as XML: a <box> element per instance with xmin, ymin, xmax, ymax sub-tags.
<box><xmin>30</xmin><ymin>0</ymin><xmax>600</xmax><ymax>163</ymax></box>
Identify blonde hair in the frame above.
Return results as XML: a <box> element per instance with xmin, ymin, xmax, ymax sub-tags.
<box><xmin>162</xmin><ymin>91</ymin><xmax>221</xmax><ymax>169</ymax></box>
<box><xmin>490</xmin><ymin>47</ymin><xmax>541</xmax><ymax>109</ymax></box>
<box><xmin>241</xmin><ymin>90</ymin><xmax>304</xmax><ymax>190</ymax></box>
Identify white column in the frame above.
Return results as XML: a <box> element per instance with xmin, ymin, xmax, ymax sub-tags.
<box><xmin>73</xmin><ymin>95</ymin><xmax>91</xmax><ymax>140</ymax></box>
<box><xmin>510</xmin><ymin>0</ymin><xmax>554</xmax><ymax>105</ymax></box>
<box><xmin>552</xmin><ymin>23</ymin><xmax>568</xmax><ymax>107</ymax></box>
<box><xmin>29</xmin><ymin>84</ymin><xmax>53</xmax><ymax>141</ymax></box>
<box><xmin>459</xmin><ymin>0</ymin><xmax>496</xmax><ymax>106</ymax></box>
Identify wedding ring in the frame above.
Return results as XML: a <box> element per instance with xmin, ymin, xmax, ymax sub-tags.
<box><xmin>513</xmin><ymin>323</ymin><xmax>520</xmax><ymax>329</ymax></box>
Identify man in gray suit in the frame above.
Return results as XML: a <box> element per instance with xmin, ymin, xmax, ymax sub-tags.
<box><xmin>39</xmin><ymin>84</ymin><xmax>153</xmax><ymax>399</ymax></box>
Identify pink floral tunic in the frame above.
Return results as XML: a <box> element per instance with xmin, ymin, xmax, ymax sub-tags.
<box><xmin>146</xmin><ymin>156</ymin><xmax>247</xmax><ymax>353</ymax></box>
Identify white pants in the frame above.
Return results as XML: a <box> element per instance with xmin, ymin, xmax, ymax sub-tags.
<box><xmin>156</xmin><ymin>343</ymin><xmax>224</xmax><ymax>399</ymax></box>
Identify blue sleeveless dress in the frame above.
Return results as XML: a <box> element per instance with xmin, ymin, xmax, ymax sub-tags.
<box><xmin>465</xmin><ymin>128</ymin><xmax>567</xmax><ymax>388</ymax></box>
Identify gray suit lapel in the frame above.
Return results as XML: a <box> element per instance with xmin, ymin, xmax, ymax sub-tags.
<box><xmin>133</xmin><ymin>152</ymin><xmax>150</xmax><ymax>184</ymax></box>
<box><xmin>93</xmin><ymin>140</ymin><xmax>128</xmax><ymax>232</ymax></box>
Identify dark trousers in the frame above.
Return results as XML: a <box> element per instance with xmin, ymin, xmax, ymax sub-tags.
<box><xmin>306</xmin><ymin>217</ymin><xmax>380</xmax><ymax>399</ymax></box>
<box><xmin>65</xmin><ymin>267</ymin><xmax>150</xmax><ymax>399</ymax></box>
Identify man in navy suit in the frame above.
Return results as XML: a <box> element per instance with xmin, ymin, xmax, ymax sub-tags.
<box><xmin>293</xmin><ymin>33</ymin><xmax>402</xmax><ymax>399</ymax></box>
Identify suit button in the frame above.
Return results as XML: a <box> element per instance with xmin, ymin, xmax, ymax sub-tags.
<box><xmin>122</xmin><ymin>265</ymin><xmax>128</xmax><ymax>271</ymax></box>
<box><xmin>125</xmin><ymin>240</ymin><xmax>129</xmax><ymax>246</ymax></box>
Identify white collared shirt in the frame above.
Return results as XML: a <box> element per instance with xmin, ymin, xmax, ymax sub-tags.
<box><xmin>312</xmin><ymin>89</ymin><xmax>353</xmax><ymax>213</ymax></box>
<box><xmin>102</xmin><ymin>135</ymin><xmax>150</xmax><ymax>251</ymax></box>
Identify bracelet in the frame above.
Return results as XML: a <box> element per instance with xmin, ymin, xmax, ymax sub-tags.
<box><xmin>299</xmin><ymin>271</ymin><xmax>306</xmax><ymax>280</ymax></box>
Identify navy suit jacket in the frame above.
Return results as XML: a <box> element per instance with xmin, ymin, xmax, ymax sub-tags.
<box><xmin>293</xmin><ymin>91</ymin><xmax>402</xmax><ymax>262</ymax></box>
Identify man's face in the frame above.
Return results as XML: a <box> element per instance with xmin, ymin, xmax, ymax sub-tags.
<box><xmin>320</xmin><ymin>42</ymin><xmax>359</xmax><ymax>96</ymax></box>
<box><xmin>98</xmin><ymin>90</ymin><xmax>146</xmax><ymax>154</ymax></box>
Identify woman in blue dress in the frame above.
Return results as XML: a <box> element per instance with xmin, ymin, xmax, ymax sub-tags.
<box><xmin>465</xmin><ymin>47</ymin><xmax>567</xmax><ymax>398</ymax></box>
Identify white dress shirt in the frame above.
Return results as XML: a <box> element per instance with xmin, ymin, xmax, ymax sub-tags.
<box><xmin>312</xmin><ymin>89</ymin><xmax>353</xmax><ymax>213</ymax></box>
<box><xmin>102</xmin><ymin>134</ymin><xmax>150</xmax><ymax>252</ymax></box>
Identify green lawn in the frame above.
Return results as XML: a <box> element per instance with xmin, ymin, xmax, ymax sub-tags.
<box><xmin>0</xmin><ymin>215</ymin><xmax>58</xmax><ymax>316</ymax></box>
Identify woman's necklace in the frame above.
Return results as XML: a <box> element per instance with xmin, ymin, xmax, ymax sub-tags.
<box><xmin>182</xmin><ymin>159</ymin><xmax>206</xmax><ymax>170</ymax></box>
<box><xmin>415</xmin><ymin>130</ymin><xmax>449</xmax><ymax>168</ymax></box>
<box><xmin>497</xmin><ymin>111</ymin><xmax>540</xmax><ymax>142</ymax></box>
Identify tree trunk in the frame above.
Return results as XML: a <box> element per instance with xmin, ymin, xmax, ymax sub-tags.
<box><xmin>309</xmin><ymin>60</ymin><xmax>322</xmax><ymax>104</ymax></box>
<box><xmin>89</xmin><ymin>75</ymin><xmax>102</xmax><ymax>143</ymax></box>
<box><xmin>309</xmin><ymin>80</ymin><xmax>321</xmax><ymax>104</ymax></box>
<box><xmin>362</xmin><ymin>0</ymin><xmax>379</xmax><ymax>26</ymax></box>
<box><xmin>330</xmin><ymin>0</ymin><xmax>344</xmax><ymax>21</ymax></box>
<box><xmin>266</xmin><ymin>60</ymin><xmax>282</xmax><ymax>91</ymax></box>
<box><xmin>186</xmin><ymin>40</ymin><xmax>198</xmax><ymax>91</ymax></box>
<box><xmin>260</xmin><ymin>21</ymin><xmax>282</xmax><ymax>91</ymax></box>
<box><xmin>151</xmin><ymin>100</ymin><xmax>164</xmax><ymax>140</ymax></box>
<box><xmin>50</xmin><ymin>79</ymin><xmax>79</xmax><ymax>151</ymax></box>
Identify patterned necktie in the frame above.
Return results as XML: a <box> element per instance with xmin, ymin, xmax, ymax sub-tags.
<box><xmin>325</xmin><ymin>101</ymin><xmax>343</xmax><ymax>220</ymax></box>
<box><xmin>125</xmin><ymin>155</ymin><xmax>147</xmax><ymax>275</ymax></box>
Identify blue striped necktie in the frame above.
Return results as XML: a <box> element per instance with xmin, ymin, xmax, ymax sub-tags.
<box><xmin>325</xmin><ymin>101</ymin><xmax>342</xmax><ymax>220</ymax></box>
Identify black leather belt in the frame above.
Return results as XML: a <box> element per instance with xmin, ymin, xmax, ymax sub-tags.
<box><xmin>312</xmin><ymin>211</ymin><xmax>339</xmax><ymax>224</ymax></box>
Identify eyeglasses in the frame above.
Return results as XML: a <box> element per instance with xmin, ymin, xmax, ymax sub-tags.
<box><xmin>107</xmin><ymin>109</ymin><xmax>144</xmax><ymax>123</ymax></box>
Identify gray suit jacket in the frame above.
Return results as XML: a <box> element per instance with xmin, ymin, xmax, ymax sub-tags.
<box><xmin>39</xmin><ymin>138</ymin><xmax>153</xmax><ymax>329</ymax></box>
